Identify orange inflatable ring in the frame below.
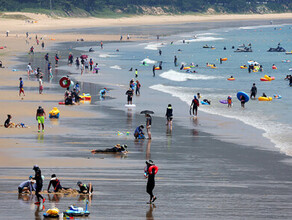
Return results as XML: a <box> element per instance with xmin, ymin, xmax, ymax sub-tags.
<box><xmin>221</xmin><ymin>58</ymin><xmax>227</xmax><ymax>61</ymax></box>
<box><xmin>155</xmin><ymin>67</ymin><xmax>160</xmax><ymax>70</ymax></box>
<box><xmin>59</xmin><ymin>77</ymin><xmax>71</xmax><ymax>88</ymax></box>
<box><xmin>148</xmin><ymin>165</ymin><xmax>158</xmax><ymax>175</ymax></box>
<box><xmin>227</xmin><ymin>78</ymin><xmax>235</xmax><ymax>81</ymax></box>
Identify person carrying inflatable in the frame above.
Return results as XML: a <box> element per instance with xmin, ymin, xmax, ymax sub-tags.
<box><xmin>190</xmin><ymin>95</ymin><xmax>200</xmax><ymax>116</ymax></box>
<box><xmin>134</xmin><ymin>125</ymin><xmax>145</xmax><ymax>139</ymax></box>
<box><xmin>227</xmin><ymin>96</ymin><xmax>232</xmax><ymax>108</ymax></box>
<box><xmin>146</xmin><ymin>161</ymin><xmax>158</xmax><ymax>204</ymax></box>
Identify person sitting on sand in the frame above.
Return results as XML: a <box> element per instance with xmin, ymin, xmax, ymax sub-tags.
<box><xmin>47</xmin><ymin>174</ymin><xmax>70</xmax><ymax>193</ymax></box>
<box><xmin>18</xmin><ymin>176</ymin><xmax>35</xmax><ymax>194</ymax></box>
<box><xmin>4</xmin><ymin>114</ymin><xmax>13</xmax><ymax>128</ymax></box>
<box><xmin>91</xmin><ymin>144</ymin><xmax>128</xmax><ymax>154</ymax></box>
<box><xmin>134</xmin><ymin>125</ymin><xmax>145</xmax><ymax>139</ymax></box>
<box><xmin>77</xmin><ymin>181</ymin><xmax>93</xmax><ymax>194</ymax></box>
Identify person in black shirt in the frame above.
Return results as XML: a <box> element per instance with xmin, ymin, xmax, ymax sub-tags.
<box><xmin>47</xmin><ymin>174</ymin><xmax>69</xmax><ymax>193</ymax></box>
<box><xmin>32</xmin><ymin>165</ymin><xmax>45</xmax><ymax>205</ymax></box>
<box><xmin>77</xmin><ymin>181</ymin><xmax>93</xmax><ymax>194</ymax></box>
<box><xmin>4</xmin><ymin>114</ymin><xmax>12</xmax><ymax>128</ymax></box>
<box><xmin>146</xmin><ymin>166</ymin><xmax>157</xmax><ymax>204</ymax></box>
<box><xmin>165</xmin><ymin>104</ymin><xmax>173</xmax><ymax>129</ymax></box>
<box><xmin>125</xmin><ymin>88</ymin><xmax>134</xmax><ymax>105</ymax></box>
<box><xmin>250</xmin><ymin>83</ymin><xmax>257</xmax><ymax>99</ymax></box>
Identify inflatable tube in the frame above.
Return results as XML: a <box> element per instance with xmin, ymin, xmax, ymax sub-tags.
<box><xmin>264</xmin><ymin>75</ymin><xmax>272</xmax><ymax>81</ymax></box>
<box><xmin>59</xmin><ymin>77</ymin><xmax>71</xmax><ymax>88</ymax></box>
<box><xmin>237</xmin><ymin>91</ymin><xmax>249</xmax><ymax>103</ymax></box>
<box><xmin>211</xmin><ymin>66</ymin><xmax>217</xmax><ymax>69</ymax></box>
<box><xmin>253</xmin><ymin>69</ymin><xmax>258</xmax><ymax>72</ymax></box>
<box><xmin>274</xmin><ymin>95</ymin><xmax>282</xmax><ymax>99</ymax></box>
<box><xmin>201</xmin><ymin>101</ymin><xmax>210</xmax><ymax>105</ymax></box>
<box><xmin>219</xmin><ymin>100</ymin><xmax>228</xmax><ymax>104</ymax></box>
<box><xmin>272</xmin><ymin>66</ymin><xmax>277</xmax><ymax>69</ymax></box>
<box><xmin>0</xmin><ymin>47</ymin><xmax>4</xmax><ymax>49</ymax></box>
<box><xmin>154</xmin><ymin>67</ymin><xmax>160</xmax><ymax>70</ymax></box>
<box><xmin>183</xmin><ymin>67</ymin><xmax>191</xmax><ymax>70</ymax></box>
<box><xmin>240</xmin><ymin>66</ymin><xmax>247</xmax><ymax>69</ymax></box>
<box><xmin>221</xmin><ymin>58</ymin><xmax>227</xmax><ymax>61</ymax></box>
<box><xmin>227</xmin><ymin>78</ymin><xmax>235</xmax><ymax>81</ymax></box>
<box><xmin>58</xmin><ymin>102</ymin><xmax>65</xmax><ymax>105</ymax></box>
<box><xmin>260</xmin><ymin>78</ymin><xmax>269</xmax><ymax>81</ymax></box>
<box><xmin>258</xmin><ymin>97</ymin><xmax>272</xmax><ymax>101</ymax></box>
<box><xmin>148</xmin><ymin>165</ymin><xmax>158</xmax><ymax>175</ymax></box>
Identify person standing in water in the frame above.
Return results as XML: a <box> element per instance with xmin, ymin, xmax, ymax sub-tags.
<box><xmin>36</xmin><ymin>106</ymin><xmax>46</xmax><ymax>133</ymax></box>
<box><xmin>240</xmin><ymin>95</ymin><xmax>246</xmax><ymax>108</ymax></box>
<box><xmin>126</xmin><ymin>88</ymin><xmax>134</xmax><ymax>105</ymax></box>
<box><xmin>190</xmin><ymin>96</ymin><xmax>199</xmax><ymax>117</ymax></box>
<box><xmin>174</xmin><ymin>56</ymin><xmax>177</xmax><ymax>66</ymax></box>
<box><xmin>165</xmin><ymin>104</ymin><xmax>173</xmax><ymax>130</ymax></box>
<box><xmin>135</xmin><ymin>69</ymin><xmax>138</xmax><ymax>78</ymax></box>
<box><xmin>32</xmin><ymin>165</ymin><xmax>45</xmax><ymax>205</ymax></box>
<box><xmin>250</xmin><ymin>83</ymin><xmax>257</xmax><ymax>99</ymax></box>
<box><xmin>146</xmin><ymin>163</ymin><xmax>157</xmax><ymax>204</ymax></box>
<box><xmin>152</xmin><ymin>65</ymin><xmax>156</xmax><ymax>77</ymax></box>
<box><xmin>135</xmin><ymin>80</ymin><xmax>141</xmax><ymax>95</ymax></box>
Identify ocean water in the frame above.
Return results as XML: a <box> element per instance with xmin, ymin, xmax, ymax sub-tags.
<box><xmin>61</xmin><ymin>23</ymin><xmax>292</xmax><ymax>156</ymax></box>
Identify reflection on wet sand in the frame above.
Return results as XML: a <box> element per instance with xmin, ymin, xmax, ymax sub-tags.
<box><xmin>146</xmin><ymin>139</ymin><xmax>152</xmax><ymax>160</ymax></box>
<box><xmin>146</xmin><ymin>204</ymin><xmax>156</xmax><ymax>220</ymax></box>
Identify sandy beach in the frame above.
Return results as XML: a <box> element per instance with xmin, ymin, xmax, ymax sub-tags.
<box><xmin>0</xmin><ymin>12</ymin><xmax>292</xmax><ymax>219</ymax></box>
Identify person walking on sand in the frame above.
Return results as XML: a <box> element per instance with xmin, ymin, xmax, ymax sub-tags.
<box><xmin>27</xmin><ymin>63</ymin><xmax>32</xmax><ymax>76</ymax></box>
<box><xmin>89</xmin><ymin>58</ymin><xmax>93</xmax><ymax>71</ymax></box>
<box><xmin>39</xmin><ymin>76</ymin><xmax>43</xmax><ymax>94</ymax></box>
<box><xmin>81</xmin><ymin>63</ymin><xmax>84</xmax><ymax>75</ymax></box>
<box><xmin>55</xmin><ymin>54</ymin><xmax>59</xmax><ymax>66</ymax></box>
<box><xmin>36</xmin><ymin>106</ymin><xmax>46</xmax><ymax>133</ymax></box>
<box><xmin>32</xmin><ymin>165</ymin><xmax>45</xmax><ymax>205</ymax></box>
<box><xmin>19</xmin><ymin>77</ymin><xmax>25</xmax><ymax>97</ymax></box>
<box><xmin>126</xmin><ymin>88</ymin><xmax>134</xmax><ymax>105</ymax></box>
<box><xmin>146</xmin><ymin>114</ymin><xmax>152</xmax><ymax>139</ymax></box>
<box><xmin>190</xmin><ymin>95</ymin><xmax>199</xmax><ymax>117</ymax></box>
<box><xmin>146</xmin><ymin>163</ymin><xmax>157</xmax><ymax>204</ymax></box>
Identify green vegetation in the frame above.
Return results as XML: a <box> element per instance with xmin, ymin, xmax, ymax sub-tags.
<box><xmin>0</xmin><ymin>0</ymin><xmax>290</xmax><ymax>17</ymax></box>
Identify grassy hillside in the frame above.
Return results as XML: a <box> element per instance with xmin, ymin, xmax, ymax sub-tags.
<box><xmin>0</xmin><ymin>0</ymin><xmax>291</xmax><ymax>17</ymax></box>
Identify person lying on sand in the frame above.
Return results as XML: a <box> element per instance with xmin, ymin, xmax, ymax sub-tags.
<box><xmin>77</xmin><ymin>181</ymin><xmax>93</xmax><ymax>194</ymax></box>
<box><xmin>91</xmin><ymin>144</ymin><xmax>128</xmax><ymax>154</ymax></box>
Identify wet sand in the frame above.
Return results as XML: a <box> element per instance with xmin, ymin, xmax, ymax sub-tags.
<box><xmin>1</xmin><ymin>16</ymin><xmax>292</xmax><ymax>219</ymax></box>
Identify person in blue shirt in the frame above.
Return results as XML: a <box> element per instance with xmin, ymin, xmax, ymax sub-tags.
<box><xmin>18</xmin><ymin>176</ymin><xmax>35</xmax><ymax>194</ymax></box>
<box><xmin>134</xmin><ymin>125</ymin><xmax>145</xmax><ymax>139</ymax></box>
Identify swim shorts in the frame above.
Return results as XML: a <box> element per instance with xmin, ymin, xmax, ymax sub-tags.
<box><xmin>37</xmin><ymin>116</ymin><xmax>44</xmax><ymax>124</ymax></box>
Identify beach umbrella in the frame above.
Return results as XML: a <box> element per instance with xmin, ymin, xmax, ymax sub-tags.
<box><xmin>80</xmin><ymin>55</ymin><xmax>88</xmax><ymax>59</ymax></box>
<box><xmin>140</xmin><ymin>110</ymin><xmax>154</xmax><ymax>114</ymax></box>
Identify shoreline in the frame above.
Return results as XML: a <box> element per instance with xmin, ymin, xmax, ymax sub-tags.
<box><xmin>1</xmin><ymin>12</ymin><xmax>292</xmax><ymax>33</ymax></box>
